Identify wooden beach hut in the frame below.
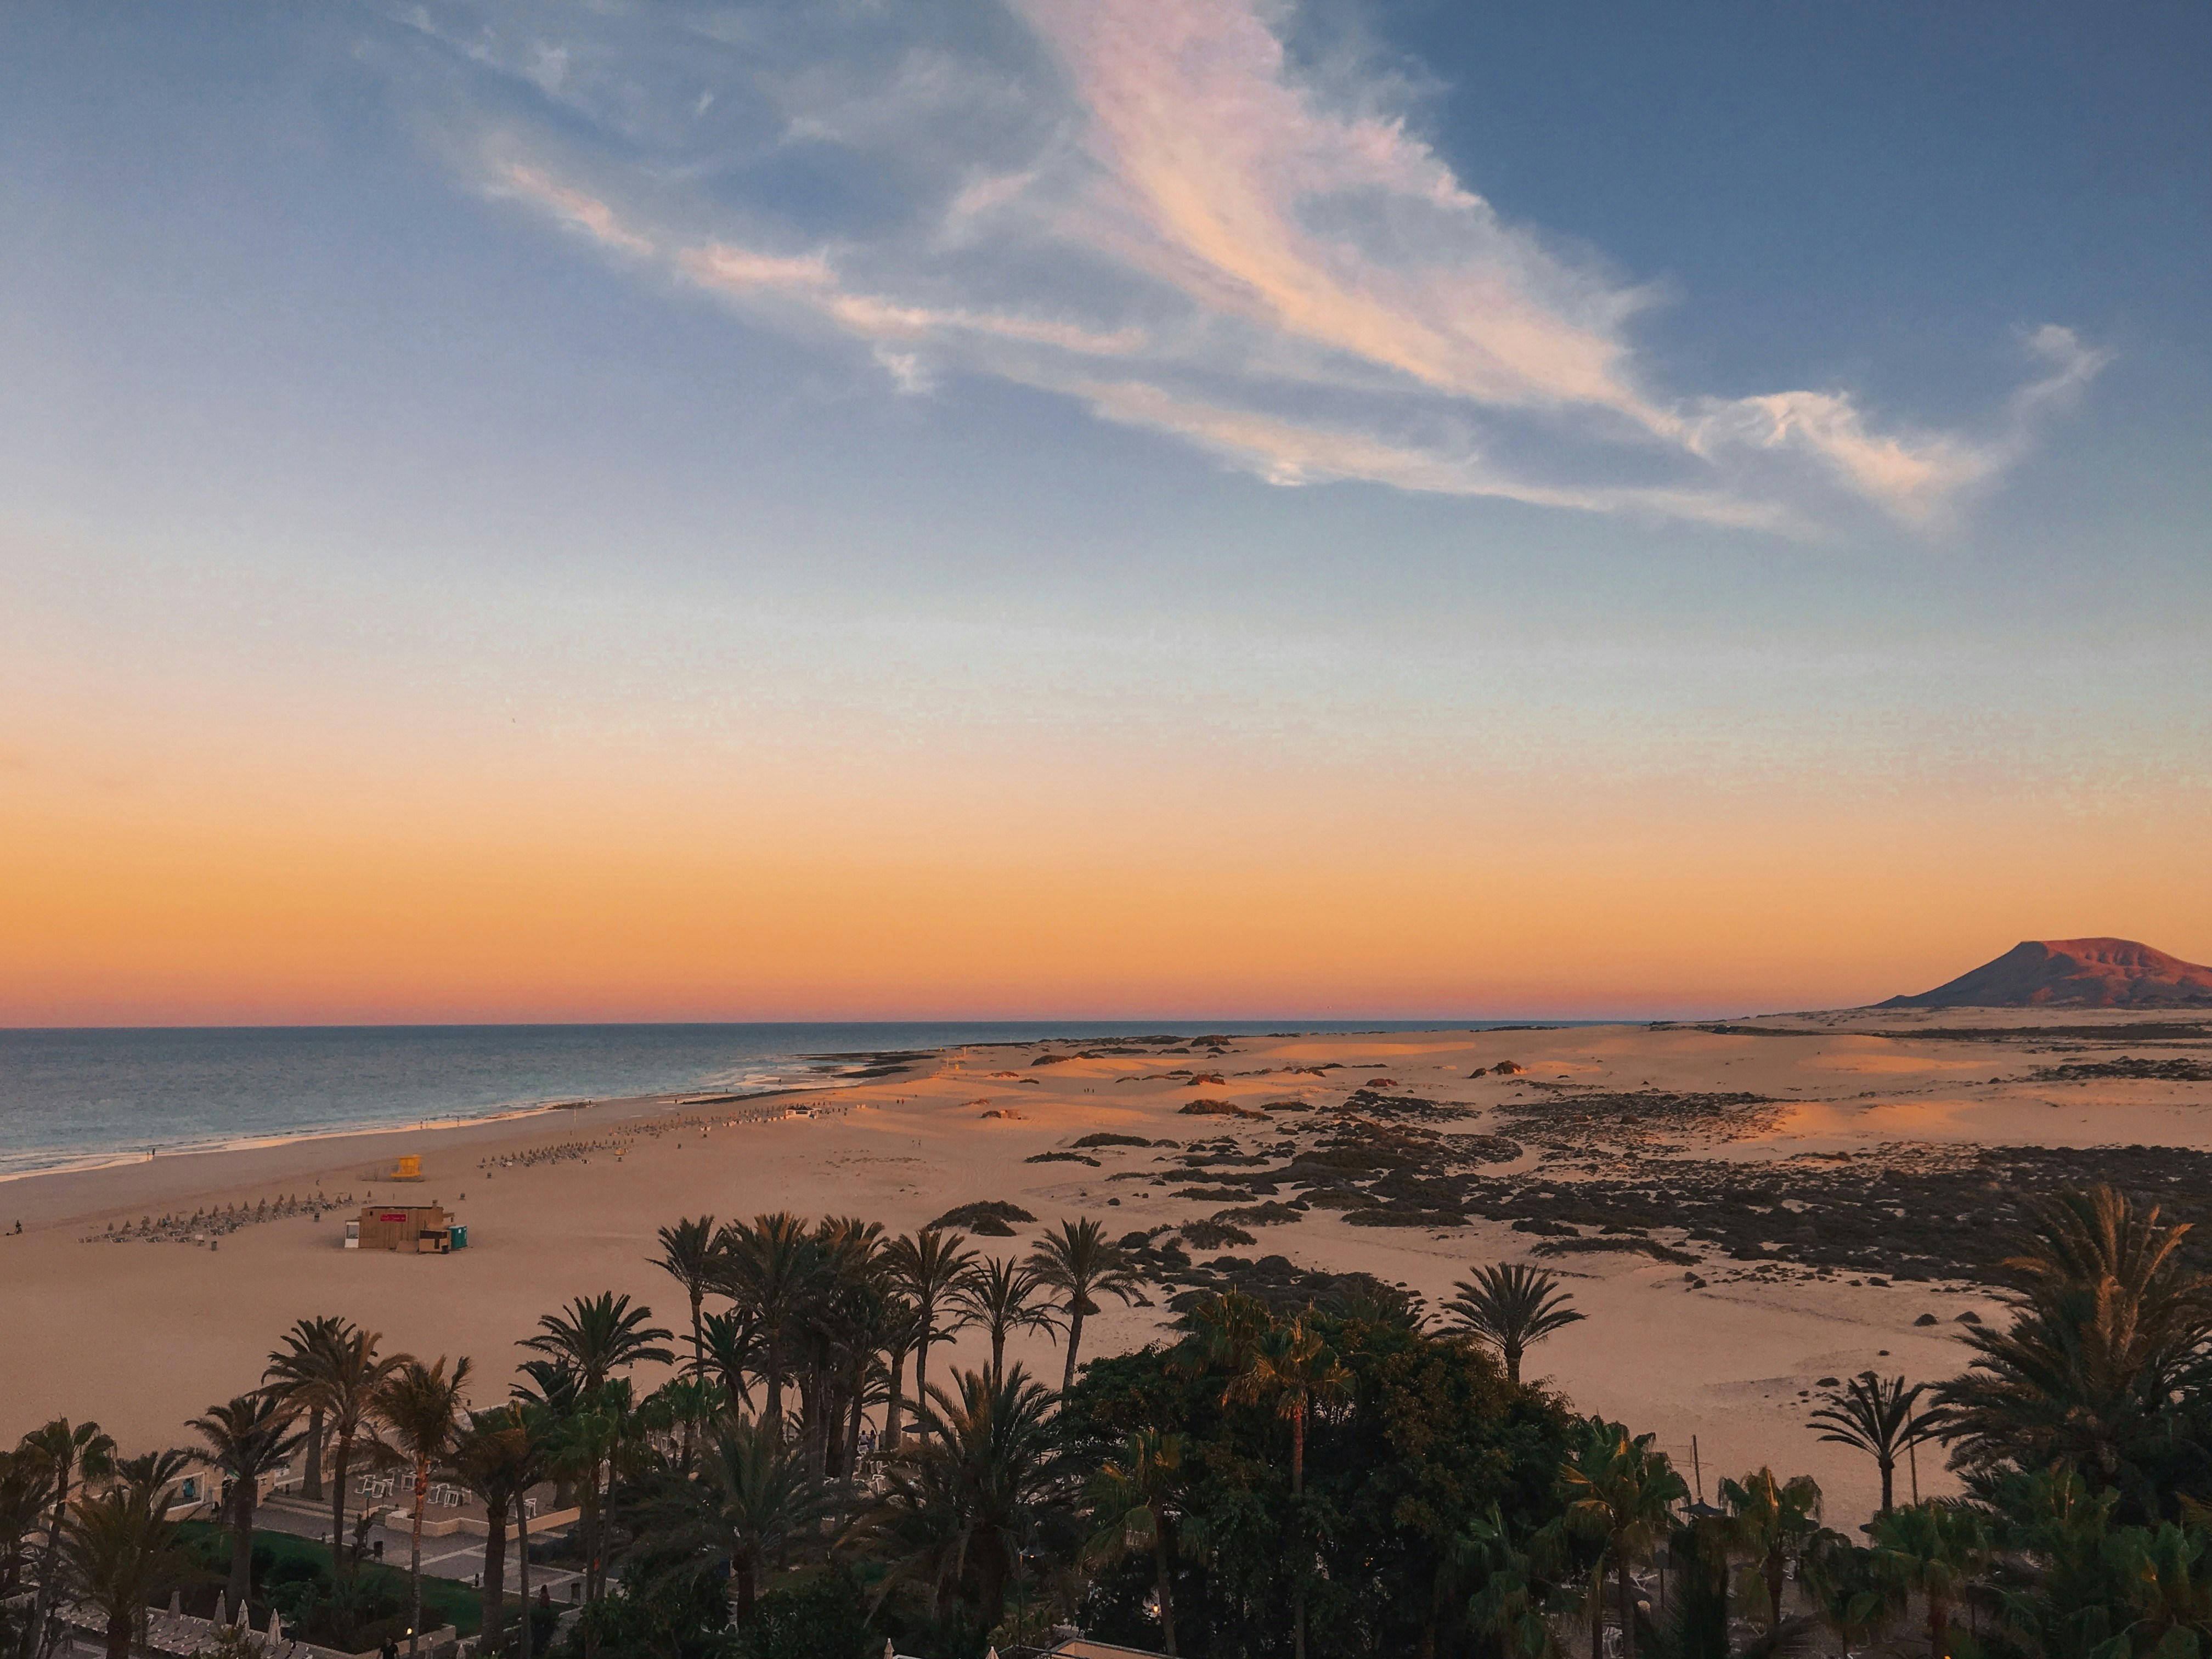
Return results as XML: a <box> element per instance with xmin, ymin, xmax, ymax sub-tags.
<box><xmin>348</xmin><ymin>1203</ymin><xmax>457</xmax><ymax>1252</ymax></box>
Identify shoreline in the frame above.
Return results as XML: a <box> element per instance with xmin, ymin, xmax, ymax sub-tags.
<box><xmin>0</xmin><ymin>1079</ymin><xmax>849</xmax><ymax>1189</ymax></box>
<box><xmin>0</xmin><ymin>1019</ymin><xmax>1617</xmax><ymax>1189</ymax></box>
<box><xmin>0</xmin><ymin>1096</ymin><xmax>599</xmax><ymax>1188</ymax></box>
<box><xmin>0</xmin><ymin>1073</ymin><xmax>865</xmax><ymax>1231</ymax></box>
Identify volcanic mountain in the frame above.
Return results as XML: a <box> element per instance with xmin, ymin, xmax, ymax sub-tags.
<box><xmin>1879</xmin><ymin>938</ymin><xmax>2212</xmax><ymax>1009</ymax></box>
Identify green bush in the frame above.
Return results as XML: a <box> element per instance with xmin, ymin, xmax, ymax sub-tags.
<box><xmin>1179</xmin><ymin>1220</ymin><xmax>1255</xmax><ymax>1249</ymax></box>
<box><xmin>552</xmin><ymin>1576</ymin><xmax>726</xmax><ymax>1659</ymax></box>
<box><xmin>924</xmin><ymin>1201</ymin><xmax>1035</xmax><ymax>1233</ymax></box>
<box><xmin>729</xmin><ymin>1572</ymin><xmax>873</xmax><ymax>1659</ymax></box>
<box><xmin>174</xmin><ymin>1522</ymin><xmax>483</xmax><ymax>1646</ymax></box>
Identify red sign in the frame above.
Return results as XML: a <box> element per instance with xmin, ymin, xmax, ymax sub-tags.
<box><xmin>379</xmin><ymin>1212</ymin><xmax>408</xmax><ymax>1222</ymax></box>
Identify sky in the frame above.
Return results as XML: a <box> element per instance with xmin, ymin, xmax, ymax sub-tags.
<box><xmin>1</xmin><ymin>0</ymin><xmax>2207</xmax><ymax>1025</ymax></box>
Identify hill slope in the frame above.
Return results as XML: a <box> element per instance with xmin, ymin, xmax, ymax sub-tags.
<box><xmin>1879</xmin><ymin>938</ymin><xmax>2212</xmax><ymax>1009</ymax></box>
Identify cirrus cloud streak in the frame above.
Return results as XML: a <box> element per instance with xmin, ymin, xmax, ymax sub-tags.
<box><xmin>430</xmin><ymin>0</ymin><xmax>2099</xmax><ymax>534</ymax></box>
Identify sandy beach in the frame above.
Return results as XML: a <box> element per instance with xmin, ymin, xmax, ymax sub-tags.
<box><xmin>5</xmin><ymin>1008</ymin><xmax>2209</xmax><ymax>1531</ymax></box>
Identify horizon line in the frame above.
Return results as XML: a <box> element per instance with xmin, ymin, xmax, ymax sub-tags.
<box><xmin>0</xmin><ymin>1012</ymin><xmax>1722</xmax><ymax>1034</ymax></box>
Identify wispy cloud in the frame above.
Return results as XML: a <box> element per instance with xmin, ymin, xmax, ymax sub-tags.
<box><xmin>1011</xmin><ymin>0</ymin><xmax>1658</xmax><ymax>423</ymax></box>
<box><xmin>1066</xmin><ymin>379</ymin><xmax>1796</xmax><ymax>530</ymax></box>
<box><xmin>491</xmin><ymin>157</ymin><xmax>1145</xmax><ymax>393</ymax></box>
<box><xmin>679</xmin><ymin>241</ymin><xmax>1147</xmax><ymax>358</ymax></box>
<box><xmin>1684</xmin><ymin>325</ymin><xmax>2107</xmax><ymax>521</ymax></box>
<box><xmin>405</xmin><ymin>0</ymin><xmax>2099</xmax><ymax>533</ymax></box>
<box><xmin>493</xmin><ymin>162</ymin><xmax>653</xmax><ymax>256</ymax></box>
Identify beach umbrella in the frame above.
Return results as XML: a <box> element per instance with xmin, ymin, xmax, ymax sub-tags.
<box><xmin>168</xmin><ymin>1592</ymin><xmax>183</xmax><ymax>1616</ymax></box>
<box><xmin>267</xmin><ymin>1607</ymin><xmax>284</xmax><ymax>1642</ymax></box>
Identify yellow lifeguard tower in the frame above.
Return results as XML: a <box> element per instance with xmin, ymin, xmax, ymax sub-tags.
<box><xmin>388</xmin><ymin>1155</ymin><xmax>425</xmax><ymax>1182</ymax></box>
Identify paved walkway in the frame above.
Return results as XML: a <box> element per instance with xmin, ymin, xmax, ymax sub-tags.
<box><xmin>255</xmin><ymin>1497</ymin><xmax>590</xmax><ymax>1602</ymax></box>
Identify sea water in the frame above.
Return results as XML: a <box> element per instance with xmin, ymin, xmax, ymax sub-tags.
<box><xmin>0</xmin><ymin>1019</ymin><xmax>1568</xmax><ymax>1180</ymax></box>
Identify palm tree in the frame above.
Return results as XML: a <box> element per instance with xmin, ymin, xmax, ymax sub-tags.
<box><xmin>811</xmin><ymin>1217</ymin><xmax>890</xmax><ymax>1475</ymax></box>
<box><xmin>14</xmin><ymin>1417</ymin><xmax>114</xmax><ymax>1659</ymax></box>
<box><xmin>1026</xmin><ymin>1218</ymin><xmax>1141</xmax><ymax>1395</ymax></box>
<box><xmin>1223</xmin><ymin>1317</ymin><xmax>1348</xmax><ymax>1500</ymax></box>
<box><xmin>700</xmin><ymin>1310</ymin><xmax>761</xmax><ymax>1419</ymax></box>
<box><xmin>1460</xmin><ymin>1505</ymin><xmax>1562</xmax><ymax>1659</ymax></box>
<box><xmin>653</xmin><ymin>1218</ymin><xmax>725</xmax><ymax>1473</ymax></box>
<box><xmin>853</xmin><ymin>1364</ymin><xmax>1064</xmax><ymax>1635</ymax></box>
<box><xmin>651</xmin><ymin>1216</ymin><xmax>724</xmax><ymax>1385</ymax></box>
<box><xmin>1871</xmin><ymin>1500</ymin><xmax>1982</xmax><ymax>1658</ymax></box>
<box><xmin>1223</xmin><ymin>1316</ymin><xmax>1350</xmax><ymax>1659</ymax></box>
<box><xmin>283</xmin><ymin>1324</ymin><xmax>411</xmax><ymax>1579</ymax></box>
<box><xmin>512</xmin><ymin>1358</ymin><xmax>582</xmax><ymax>1414</ymax></box>
<box><xmin>631</xmin><ymin>1415</ymin><xmax>833</xmax><ymax>1622</ymax></box>
<box><xmin>545</xmin><ymin>1379</ymin><xmax>650</xmax><ymax>1609</ymax></box>
<box><xmin>955</xmin><ymin>1257</ymin><xmax>1060</xmax><ymax>1386</ymax></box>
<box><xmin>720</xmin><ymin>1215</ymin><xmax>823</xmax><ymax>1436</ymax></box>
<box><xmin>0</xmin><ymin>1447</ymin><xmax>53</xmax><ymax>1600</ymax></box>
<box><xmin>1936</xmin><ymin>1186</ymin><xmax>2212</xmax><ymax>1500</ymax></box>
<box><xmin>645</xmin><ymin>1376</ymin><xmax>721</xmax><ymax>1477</ymax></box>
<box><xmin>1718</xmin><ymin>1466</ymin><xmax>1824</xmax><ymax>1632</ymax></box>
<box><xmin>1808</xmin><ymin>1372</ymin><xmax>1942</xmax><ymax>1517</ymax></box>
<box><xmin>1178</xmin><ymin>1289</ymin><xmax>1274</xmax><ymax>1382</ymax></box>
<box><xmin>520</xmin><ymin>1292</ymin><xmax>675</xmax><ymax>1393</ymax></box>
<box><xmin>516</xmin><ymin>1313</ymin><xmax>661</xmax><ymax>1616</ymax></box>
<box><xmin>2107</xmin><ymin>1514</ymin><xmax>2212</xmax><ymax>1652</ymax></box>
<box><xmin>512</xmin><ymin>1358</ymin><xmax>585</xmax><ymax>1515</ymax></box>
<box><xmin>448</xmin><ymin>1407</ymin><xmax>540</xmax><ymax>1659</ymax></box>
<box><xmin>113</xmin><ymin>1448</ymin><xmax>198</xmax><ymax>1509</ymax></box>
<box><xmin>836</xmin><ymin>1282</ymin><xmax>895</xmax><ymax>1477</ymax></box>
<box><xmin>1446</xmin><ymin>1263</ymin><xmax>1585</xmax><ymax>1388</ymax></box>
<box><xmin>1801</xmin><ymin>1526</ymin><xmax>1903</xmax><ymax>1654</ymax></box>
<box><xmin>877</xmin><ymin>1296</ymin><xmax>923</xmax><ymax>1455</ymax></box>
<box><xmin>1086</xmin><ymin>1430</ymin><xmax>1184</xmax><ymax>1656</ymax></box>
<box><xmin>186</xmin><ymin>1392</ymin><xmax>304</xmax><ymax>1622</ymax></box>
<box><xmin>1558</xmin><ymin>1418</ymin><xmax>1689</xmax><ymax>1659</ymax></box>
<box><xmin>375</xmin><ymin>1356</ymin><xmax>474</xmax><ymax>1656</ymax></box>
<box><xmin>264</xmin><ymin>1314</ymin><xmax>352</xmax><ymax>1503</ymax></box>
<box><xmin>885</xmin><ymin>1228</ymin><xmax>978</xmax><ymax>1443</ymax></box>
<box><xmin>505</xmin><ymin>1403</ymin><xmax>560</xmax><ymax>1659</ymax></box>
<box><xmin>59</xmin><ymin>1485</ymin><xmax>191</xmax><ymax>1659</ymax></box>
<box><xmin>2010</xmin><ymin>1184</ymin><xmax>2209</xmax><ymax>1319</ymax></box>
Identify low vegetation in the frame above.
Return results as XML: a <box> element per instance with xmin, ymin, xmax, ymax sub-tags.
<box><xmin>924</xmin><ymin>1203</ymin><xmax>1037</xmax><ymax>1234</ymax></box>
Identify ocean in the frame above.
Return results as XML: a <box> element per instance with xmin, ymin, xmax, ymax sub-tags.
<box><xmin>0</xmin><ymin>1019</ymin><xmax>1570</xmax><ymax>1180</ymax></box>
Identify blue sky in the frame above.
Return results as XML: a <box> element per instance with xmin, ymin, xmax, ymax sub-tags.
<box><xmin>5</xmin><ymin>3</ymin><xmax>2204</xmax><ymax>583</ymax></box>
<box><xmin>2</xmin><ymin>1</ymin><xmax>2207</xmax><ymax>1020</ymax></box>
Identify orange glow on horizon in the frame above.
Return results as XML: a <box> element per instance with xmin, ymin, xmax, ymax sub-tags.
<box><xmin>5</xmin><ymin>721</ymin><xmax>2203</xmax><ymax>1025</ymax></box>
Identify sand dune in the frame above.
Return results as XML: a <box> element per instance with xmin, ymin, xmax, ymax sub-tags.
<box><xmin>4</xmin><ymin>1009</ymin><xmax>2209</xmax><ymax>1530</ymax></box>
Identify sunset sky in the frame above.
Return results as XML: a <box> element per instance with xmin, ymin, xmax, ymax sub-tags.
<box><xmin>3</xmin><ymin>1</ymin><xmax>2207</xmax><ymax>1024</ymax></box>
